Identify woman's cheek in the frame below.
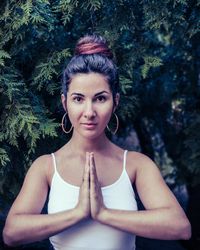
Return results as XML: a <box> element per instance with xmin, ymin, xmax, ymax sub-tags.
<box><xmin>68</xmin><ymin>106</ymin><xmax>82</xmax><ymax>123</ymax></box>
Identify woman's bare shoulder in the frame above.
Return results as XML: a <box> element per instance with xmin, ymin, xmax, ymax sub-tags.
<box><xmin>127</xmin><ymin>151</ymin><xmax>156</xmax><ymax>168</ymax></box>
<box><xmin>126</xmin><ymin>151</ymin><xmax>157</xmax><ymax>183</ymax></box>
<box><xmin>27</xmin><ymin>154</ymin><xmax>54</xmax><ymax>185</ymax></box>
<box><xmin>30</xmin><ymin>154</ymin><xmax>52</xmax><ymax>170</ymax></box>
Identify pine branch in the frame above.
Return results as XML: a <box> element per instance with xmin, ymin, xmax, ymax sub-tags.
<box><xmin>0</xmin><ymin>148</ymin><xmax>10</xmax><ymax>167</ymax></box>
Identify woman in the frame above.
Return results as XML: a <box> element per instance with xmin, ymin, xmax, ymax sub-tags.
<box><xmin>3</xmin><ymin>34</ymin><xmax>191</xmax><ymax>250</ymax></box>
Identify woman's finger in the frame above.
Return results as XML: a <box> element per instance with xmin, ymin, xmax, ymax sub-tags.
<box><xmin>83</xmin><ymin>152</ymin><xmax>90</xmax><ymax>183</ymax></box>
<box><xmin>89</xmin><ymin>153</ymin><xmax>105</xmax><ymax>220</ymax></box>
<box><xmin>90</xmin><ymin>152</ymin><xmax>98</xmax><ymax>184</ymax></box>
<box><xmin>76</xmin><ymin>152</ymin><xmax>90</xmax><ymax>219</ymax></box>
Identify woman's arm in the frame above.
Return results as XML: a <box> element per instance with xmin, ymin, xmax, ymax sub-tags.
<box><xmin>3</xmin><ymin>154</ymin><xmax>90</xmax><ymax>247</ymax></box>
<box><xmin>91</xmin><ymin>152</ymin><xmax>191</xmax><ymax>240</ymax></box>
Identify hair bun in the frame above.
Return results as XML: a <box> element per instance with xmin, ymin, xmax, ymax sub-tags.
<box><xmin>75</xmin><ymin>34</ymin><xmax>113</xmax><ymax>59</ymax></box>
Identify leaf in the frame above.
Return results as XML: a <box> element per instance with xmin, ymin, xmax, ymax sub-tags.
<box><xmin>0</xmin><ymin>148</ymin><xmax>10</xmax><ymax>167</ymax></box>
<box><xmin>0</xmin><ymin>50</ymin><xmax>11</xmax><ymax>66</ymax></box>
<box><xmin>141</xmin><ymin>56</ymin><xmax>163</xmax><ymax>79</ymax></box>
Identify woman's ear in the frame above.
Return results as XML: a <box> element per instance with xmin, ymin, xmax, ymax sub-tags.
<box><xmin>61</xmin><ymin>94</ymin><xmax>67</xmax><ymax>112</ymax></box>
<box><xmin>113</xmin><ymin>93</ymin><xmax>120</xmax><ymax>112</ymax></box>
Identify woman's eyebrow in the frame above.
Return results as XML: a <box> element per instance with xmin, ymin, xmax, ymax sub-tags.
<box><xmin>71</xmin><ymin>91</ymin><xmax>110</xmax><ymax>97</ymax></box>
<box><xmin>71</xmin><ymin>93</ymin><xmax>84</xmax><ymax>96</ymax></box>
<box><xmin>94</xmin><ymin>91</ymin><xmax>110</xmax><ymax>96</ymax></box>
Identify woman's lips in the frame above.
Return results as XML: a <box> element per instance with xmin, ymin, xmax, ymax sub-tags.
<box><xmin>81</xmin><ymin>123</ymin><xmax>97</xmax><ymax>129</ymax></box>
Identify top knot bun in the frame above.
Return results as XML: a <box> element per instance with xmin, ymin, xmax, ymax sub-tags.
<box><xmin>75</xmin><ymin>34</ymin><xmax>113</xmax><ymax>59</ymax></box>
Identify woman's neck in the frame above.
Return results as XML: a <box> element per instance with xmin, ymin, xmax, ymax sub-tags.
<box><xmin>67</xmin><ymin>132</ymin><xmax>111</xmax><ymax>154</ymax></box>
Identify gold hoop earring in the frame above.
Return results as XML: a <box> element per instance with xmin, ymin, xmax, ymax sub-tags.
<box><xmin>107</xmin><ymin>113</ymin><xmax>119</xmax><ymax>135</ymax></box>
<box><xmin>61</xmin><ymin>113</ymin><xmax>73</xmax><ymax>134</ymax></box>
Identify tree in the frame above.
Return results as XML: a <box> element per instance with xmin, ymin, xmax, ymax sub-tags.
<box><xmin>0</xmin><ymin>0</ymin><xmax>199</xmax><ymax>201</ymax></box>
<box><xmin>0</xmin><ymin>0</ymin><xmax>199</xmax><ymax>248</ymax></box>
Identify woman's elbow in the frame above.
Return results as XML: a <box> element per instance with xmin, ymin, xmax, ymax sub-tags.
<box><xmin>3</xmin><ymin>225</ymin><xmax>20</xmax><ymax>247</ymax></box>
<box><xmin>174</xmin><ymin>217</ymin><xmax>191</xmax><ymax>240</ymax></box>
<box><xmin>179</xmin><ymin>219</ymin><xmax>191</xmax><ymax>240</ymax></box>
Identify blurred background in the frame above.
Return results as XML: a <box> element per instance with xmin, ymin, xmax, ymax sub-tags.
<box><xmin>0</xmin><ymin>0</ymin><xmax>199</xmax><ymax>249</ymax></box>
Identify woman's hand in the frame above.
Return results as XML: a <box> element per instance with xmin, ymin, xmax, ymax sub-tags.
<box><xmin>89</xmin><ymin>153</ymin><xmax>106</xmax><ymax>220</ymax></box>
<box><xmin>75</xmin><ymin>152</ymin><xmax>90</xmax><ymax>219</ymax></box>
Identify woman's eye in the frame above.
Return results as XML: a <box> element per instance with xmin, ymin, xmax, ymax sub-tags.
<box><xmin>96</xmin><ymin>96</ymin><xmax>106</xmax><ymax>102</ymax></box>
<box><xmin>73</xmin><ymin>96</ymin><xmax>83</xmax><ymax>103</ymax></box>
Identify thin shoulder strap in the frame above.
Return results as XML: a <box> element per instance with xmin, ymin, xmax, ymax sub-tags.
<box><xmin>123</xmin><ymin>150</ymin><xmax>128</xmax><ymax>171</ymax></box>
<box><xmin>51</xmin><ymin>153</ymin><xmax>57</xmax><ymax>173</ymax></box>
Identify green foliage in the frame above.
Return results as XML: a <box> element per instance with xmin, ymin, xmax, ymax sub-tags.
<box><xmin>141</xmin><ymin>56</ymin><xmax>163</xmax><ymax>79</ymax></box>
<box><xmin>54</xmin><ymin>0</ymin><xmax>79</xmax><ymax>25</ymax></box>
<box><xmin>0</xmin><ymin>50</ymin><xmax>11</xmax><ymax>66</ymax></box>
<box><xmin>0</xmin><ymin>0</ymin><xmax>199</xmax><ymax>209</ymax></box>
<box><xmin>0</xmin><ymin>148</ymin><xmax>10</xmax><ymax>167</ymax></box>
<box><xmin>32</xmin><ymin>49</ymin><xmax>71</xmax><ymax>92</ymax></box>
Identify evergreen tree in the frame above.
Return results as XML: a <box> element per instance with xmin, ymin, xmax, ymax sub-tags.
<box><xmin>0</xmin><ymin>0</ymin><xmax>199</xmax><ymax>218</ymax></box>
<box><xmin>0</xmin><ymin>0</ymin><xmax>199</xmax><ymax>249</ymax></box>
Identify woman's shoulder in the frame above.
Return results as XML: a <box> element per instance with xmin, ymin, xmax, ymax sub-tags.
<box><xmin>126</xmin><ymin>151</ymin><xmax>158</xmax><ymax>183</ymax></box>
<box><xmin>31</xmin><ymin>154</ymin><xmax>53</xmax><ymax>170</ymax></box>
<box><xmin>127</xmin><ymin>150</ymin><xmax>154</xmax><ymax>164</ymax></box>
<box><xmin>28</xmin><ymin>154</ymin><xmax>54</xmax><ymax>185</ymax></box>
<box><xmin>126</xmin><ymin>151</ymin><xmax>158</xmax><ymax>178</ymax></box>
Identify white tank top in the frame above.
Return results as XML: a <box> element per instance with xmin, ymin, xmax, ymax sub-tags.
<box><xmin>48</xmin><ymin>150</ymin><xmax>137</xmax><ymax>250</ymax></box>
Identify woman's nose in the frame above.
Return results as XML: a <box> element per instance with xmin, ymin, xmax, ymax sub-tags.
<box><xmin>83</xmin><ymin>102</ymin><xmax>96</xmax><ymax>119</ymax></box>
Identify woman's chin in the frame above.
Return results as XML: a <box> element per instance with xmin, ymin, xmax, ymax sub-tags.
<box><xmin>78</xmin><ymin>130</ymin><xmax>105</xmax><ymax>140</ymax></box>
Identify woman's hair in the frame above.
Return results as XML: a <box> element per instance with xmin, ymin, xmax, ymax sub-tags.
<box><xmin>62</xmin><ymin>34</ymin><xmax>119</xmax><ymax>101</ymax></box>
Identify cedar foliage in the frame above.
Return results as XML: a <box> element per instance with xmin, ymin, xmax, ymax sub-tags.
<box><xmin>0</xmin><ymin>0</ymin><xmax>199</xmax><ymax>203</ymax></box>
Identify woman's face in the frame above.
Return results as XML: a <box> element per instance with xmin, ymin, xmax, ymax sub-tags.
<box><xmin>62</xmin><ymin>73</ymin><xmax>119</xmax><ymax>139</ymax></box>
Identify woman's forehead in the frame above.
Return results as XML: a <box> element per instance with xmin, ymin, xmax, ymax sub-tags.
<box><xmin>68</xmin><ymin>73</ymin><xmax>111</xmax><ymax>94</ymax></box>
